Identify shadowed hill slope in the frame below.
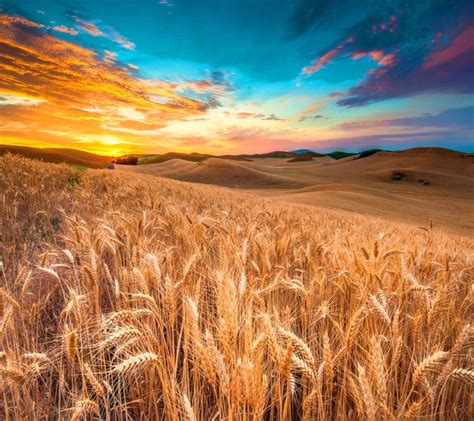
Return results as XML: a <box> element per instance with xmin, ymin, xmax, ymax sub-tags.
<box><xmin>121</xmin><ymin>157</ymin><xmax>308</xmax><ymax>189</ymax></box>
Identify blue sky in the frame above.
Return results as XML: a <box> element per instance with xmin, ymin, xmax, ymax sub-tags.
<box><xmin>0</xmin><ymin>0</ymin><xmax>473</xmax><ymax>154</ymax></box>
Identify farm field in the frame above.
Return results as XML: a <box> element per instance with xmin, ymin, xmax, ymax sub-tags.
<box><xmin>121</xmin><ymin>148</ymin><xmax>474</xmax><ymax>236</ymax></box>
<box><xmin>1</xmin><ymin>154</ymin><xmax>472</xmax><ymax>420</ymax></box>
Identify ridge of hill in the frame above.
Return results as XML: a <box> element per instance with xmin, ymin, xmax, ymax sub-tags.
<box><xmin>0</xmin><ymin>145</ymin><xmax>112</xmax><ymax>168</ymax></box>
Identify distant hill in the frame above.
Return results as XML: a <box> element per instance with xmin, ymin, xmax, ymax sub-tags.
<box><xmin>122</xmin><ymin>147</ymin><xmax>473</xmax><ymax>235</ymax></box>
<box><xmin>327</xmin><ymin>151</ymin><xmax>358</xmax><ymax>160</ymax></box>
<box><xmin>124</xmin><ymin>157</ymin><xmax>307</xmax><ymax>189</ymax></box>
<box><xmin>290</xmin><ymin>148</ymin><xmax>325</xmax><ymax>155</ymax></box>
<box><xmin>287</xmin><ymin>152</ymin><xmax>321</xmax><ymax>162</ymax></box>
<box><xmin>0</xmin><ymin>145</ymin><xmax>112</xmax><ymax>168</ymax></box>
<box><xmin>139</xmin><ymin>152</ymin><xmax>212</xmax><ymax>165</ymax></box>
<box><xmin>223</xmin><ymin>151</ymin><xmax>297</xmax><ymax>159</ymax></box>
<box><xmin>138</xmin><ymin>149</ymin><xmax>332</xmax><ymax>165</ymax></box>
<box><xmin>3</xmin><ymin>145</ymin><xmax>467</xmax><ymax>171</ymax></box>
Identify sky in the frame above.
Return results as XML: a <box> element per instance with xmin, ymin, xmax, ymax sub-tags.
<box><xmin>0</xmin><ymin>0</ymin><xmax>473</xmax><ymax>156</ymax></box>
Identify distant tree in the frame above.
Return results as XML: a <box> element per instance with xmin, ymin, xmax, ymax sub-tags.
<box><xmin>115</xmin><ymin>156</ymin><xmax>139</xmax><ymax>165</ymax></box>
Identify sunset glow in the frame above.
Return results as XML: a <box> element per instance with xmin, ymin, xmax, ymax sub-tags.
<box><xmin>0</xmin><ymin>1</ymin><xmax>473</xmax><ymax>155</ymax></box>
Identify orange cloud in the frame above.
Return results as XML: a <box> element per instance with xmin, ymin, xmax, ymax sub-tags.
<box><xmin>52</xmin><ymin>25</ymin><xmax>79</xmax><ymax>35</ymax></box>
<box><xmin>0</xmin><ymin>13</ymin><xmax>218</xmax><ymax>155</ymax></box>
<box><xmin>73</xmin><ymin>17</ymin><xmax>104</xmax><ymax>36</ymax></box>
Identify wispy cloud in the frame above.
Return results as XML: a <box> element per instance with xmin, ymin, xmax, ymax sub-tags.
<box><xmin>73</xmin><ymin>17</ymin><xmax>103</xmax><ymax>36</ymax></box>
<box><xmin>72</xmin><ymin>16</ymin><xmax>135</xmax><ymax>50</ymax></box>
<box><xmin>302</xmin><ymin>43</ymin><xmax>346</xmax><ymax>74</ymax></box>
<box><xmin>298</xmin><ymin>114</ymin><xmax>324</xmax><ymax>122</ymax></box>
<box><xmin>337</xmin><ymin>106</ymin><xmax>474</xmax><ymax>131</ymax></box>
<box><xmin>52</xmin><ymin>25</ymin><xmax>79</xmax><ymax>36</ymax></box>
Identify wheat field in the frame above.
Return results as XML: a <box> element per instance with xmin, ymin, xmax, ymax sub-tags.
<box><xmin>0</xmin><ymin>154</ymin><xmax>472</xmax><ymax>420</ymax></box>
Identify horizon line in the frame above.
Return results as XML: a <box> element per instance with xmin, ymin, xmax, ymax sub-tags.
<box><xmin>1</xmin><ymin>143</ymin><xmax>471</xmax><ymax>159</ymax></box>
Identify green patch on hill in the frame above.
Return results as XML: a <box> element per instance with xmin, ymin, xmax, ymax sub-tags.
<box><xmin>139</xmin><ymin>152</ymin><xmax>211</xmax><ymax>165</ymax></box>
<box><xmin>327</xmin><ymin>151</ymin><xmax>357</xmax><ymax>160</ymax></box>
<box><xmin>287</xmin><ymin>153</ymin><xmax>317</xmax><ymax>162</ymax></box>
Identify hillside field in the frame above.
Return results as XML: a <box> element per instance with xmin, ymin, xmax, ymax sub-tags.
<box><xmin>121</xmin><ymin>148</ymin><xmax>474</xmax><ymax>236</ymax></box>
<box><xmin>0</xmin><ymin>154</ymin><xmax>473</xmax><ymax>420</ymax></box>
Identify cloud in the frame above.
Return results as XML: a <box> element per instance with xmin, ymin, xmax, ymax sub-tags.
<box><xmin>296</xmin><ymin>98</ymin><xmax>329</xmax><ymax>122</ymax></box>
<box><xmin>0</xmin><ymin>13</ymin><xmax>227</xmax><ymax>155</ymax></box>
<box><xmin>222</xmin><ymin>111</ymin><xmax>285</xmax><ymax>121</ymax></box>
<box><xmin>72</xmin><ymin>16</ymin><xmax>135</xmax><ymax>50</ymax></box>
<box><xmin>338</xmin><ymin>106</ymin><xmax>474</xmax><ymax>131</ymax></box>
<box><xmin>103</xmin><ymin>49</ymin><xmax>117</xmax><ymax>63</ymax></box>
<box><xmin>110</xmin><ymin>31</ymin><xmax>135</xmax><ymax>50</ymax></box>
<box><xmin>0</xmin><ymin>93</ymin><xmax>44</xmax><ymax>106</ymax></box>
<box><xmin>177</xmin><ymin>70</ymin><xmax>235</xmax><ymax>112</ymax></box>
<box><xmin>299</xmin><ymin>0</ymin><xmax>474</xmax><ymax>106</ymax></box>
<box><xmin>263</xmin><ymin>114</ymin><xmax>285</xmax><ymax>121</ymax></box>
<box><xmin>423</xmin><ymin>27</ymin><xmax>474</xmax><ymax>71</ymax></box>
<box><xmin>298</xmin><ymin>114</ymin><xmax>324</xmax><ymax>122</ymax></box>
<box><xmin>73</xmin><ymin>17</ymin><xmax>103</xmax><ymax>36</ymax></box>
<box><xmin>302</xmin><ymin>131</ymin><xmax>474</xmax><ymax>153</ymax></box>
<box><xmin>303</xmin><ymin>44</ymin><xmax>345</xmax><ymax>74</ymax></box>
<box><xmin>338</xmin><ymin>26</ymin><xmax>474</xmax><ymax>106</ymax></box>
<box><xmin>52</xmin><ymin>25</ymin><xmax>79</xmax><ymax>36</ymax></box>
<box><xmin>0</xmin><ymin>14</ymin><xmax>201</xmax><ymax>112</ymax></box>
<box><xmin>0</xmin><ymin>13</ymin><xmax>44</xmax><ymax>28</ymax></box>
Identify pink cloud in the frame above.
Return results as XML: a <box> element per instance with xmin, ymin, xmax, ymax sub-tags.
<box><xmin>339</xmin><ymin>23</ymin><xmax>474</xmax><ymax>107</ymax></box>
<box><xmin>353</xmin><ymin>50</ymin><xmax>396</xmax><ymax>66</ymax></box>
<box><xmin>423</xmin><ymin>26</ymin><xmax>474</xmax><ymax>70</ymax></box>
<box><xmin>303</xmin><ymin>44</ymin><xmax>345</xmax><ymax>74</ymax></box>
<box><xmin>371</xmin><ymin>15</ymin><xmax>398</xmax><ymax>34</ymax></box>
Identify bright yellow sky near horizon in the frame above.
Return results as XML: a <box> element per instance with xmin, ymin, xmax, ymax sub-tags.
<box><xmin>2</xmin><ymin>10</ymin><xmax>473</xmax><ymax>157</ymax></box>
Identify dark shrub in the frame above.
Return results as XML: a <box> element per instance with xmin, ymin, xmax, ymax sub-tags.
<box><xmin>328</xmin><ymin>151</ymin><xmax>356</xmax><ymax>160</ymax></box>
<box><xmin>357</xmin><ymin>149</ymin><xmax>383</xmax><ymax>159</ymax></box>
<box><xmin>392</xmin><ymin>172</ymin><xmax>405</xmax><ymax>180</ymax></box>
<box><xmin>115</xmin><ymin>156</ymin><xmax>139</xmax><ymax>165</ymax></box>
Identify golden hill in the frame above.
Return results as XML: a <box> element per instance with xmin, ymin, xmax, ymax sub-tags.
<box><xmin>0</xmin><ymin>154</ymin><xmax>472</xmax><ymax>420</ymax></box>
<box><xmin>0</xmin><ymin>145</ymin><xmax>112</xmax><ymax>168</ymax></box>
<box><xmin>122</xmin><ymin>148</ymin><xmax>474</xmax><ymax>236</ymax></box>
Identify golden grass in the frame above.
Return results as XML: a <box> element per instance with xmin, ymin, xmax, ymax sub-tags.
<box><xmin>0</xmin><ymin>154</ymin><xmax>473</xmax><ymax>420</ymax></box>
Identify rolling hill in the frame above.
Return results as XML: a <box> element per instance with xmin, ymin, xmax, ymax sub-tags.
<box><xmin>1</xmin><ymin>153</ymin><xmax>472</xmax><ymax>420</ymax></box>
<box><xmin>0</xmin><ymin>145</ymin><xmax>112</xmax><ymax>168</ymax></box>
<box><xmin>121</xmin><ymin>147</ymin><xmax>474</xmax><ymax>235</ymax></box>
<box><xmin>123</xmin><ymin>157</ymin><xmax>307</xmax><ymax>189</ymax></box>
